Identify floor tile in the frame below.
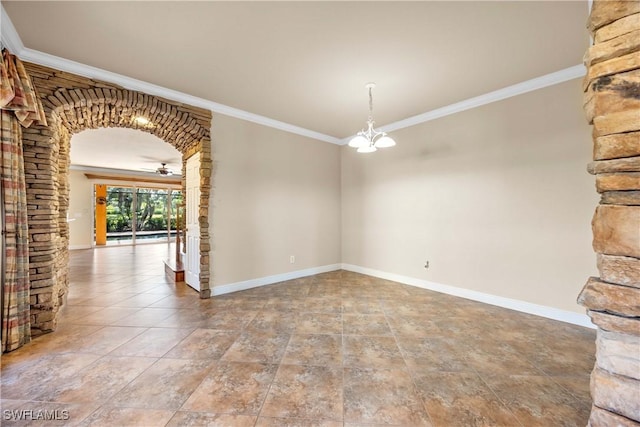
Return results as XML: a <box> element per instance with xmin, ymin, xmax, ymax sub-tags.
<box><xmin>1</xmin><ymin>324</ymin><xmax>103</xmax><ymax>359</ymax></box>
<box><xmin>308</xmin><ymin>285</ymin><xmax>342</xmax><ymax>298</ymax></box>
<box><xmin>73</xmin><ymin>326</ymin><xmax>148</xmax><ymax>354</ymax></box>
<box><xmin>295</xmin><ymin>312</ymin><xmax>342</xmax><ymax>334</ymax></box>
<box><xmin>34</xmin><ymin>355</ymin><xmax>157</xmax><ymax>403</ymax></box>
<box><xmin>71</xmin><ymin>307</ymin><xmax>142</xmax><ymax>325</ymax></box>
<box><xmin>342</xmin><ymin>298</ymin><xmax>384</xmax><ymax>314</ymax></box>
<box><xmin>111</xmin><ymin>293</ymin><xmax>168</xmax><ymax>308</ymax></box>
<box><xmin>343</xmin><ymin>335</ymin><xmax>405</xmax><ymax>369</ymax></box>
<box><xmin>260</xmin><ymin>364</ymin><xmax>343</xmax><ymax>420</ymax></box>
<box><xmin>0</xmin><ymin>399</ymin><xmax>29</xmax><ymax>412</ymax></box>
<box><xmin>112</xmin><ymin>307</ymin><xmax>177</xmax><ymax>327</ymax></box>
<box><xmin>552</xmin><ymin>375</ymin><xmax>592</xmax><ymax>403</ymax></box>
<box><xmin>222</xmin><ymin>331</ymin><xmax>290</xmax><ymax>364</ymax></box>
<box><xmin>517</xmin><ymin>340</ymin><xmax>596</xmax><ymax>377</ymax></box>
<box><xmin>397</xmin><ymin>336</ymin><xmax>472</xmax><ymax>373</ymax></box>
<box><xmin>1</xmin><ymin>353</ymin><xmax>102</xmax><ymax>400</ymax></box>
<box><xmin>181</xmin><ymin>361</ymin><xmax>278</xmax><ymax>415</ymax></box>
<box><xmin>303</xmin><ymin>297</ymin><xmax>343</xmax><ymax>313</ymax></box>
<box><xmin>108</xmin><ymin>358</ymin><xmax>212</xmax><ymax>409</ymax></box>
<box><xmin>344</xmin><ymin>367</ymin><xmax>432</xmax><ymax>426</ymax></box>
<box><xmin>247</xmin><ymin>311</ymin><xmax>299</xmax><ymax>333</ymax></box>
<box><xmin>76</xmin><ymin>406</ymin><xmax>175</xmax><ymax>427</ymax></box>
<box><xmin>463</xmin><ymin>340</ymin><xmax>543</xmax><ymax>376</ymax></box>
<box><xmin>58</xmin><ymin>305</ymin><xmax>105</xmax><ymax>322</ymax></box>
<box><xmin>108</xmin><ymin>327</ymin><xmax>193</xmax><ymax>357</ymax></box>
<box><xmin>164</xmin><ymin>328</ymin><xmax>239</xmax><ymax>360</ymax></box>
<box><xmin>154</xmin><ymin>309</ymin><xmax>214</xmax><ymax>329</ymax></box>
<box><xmin>282</xmin><ymin>334</ymin><xmax>342</xmax><ymax>366</ymax></box>
<box><xmin>263</xmin><ymin>299</ymin><xmax>307</xmax><ymax>313</ymax></box>
<box><xmin>71</xmin><ymin>293</ymin><xmax>138</xmax><ymax>307</ymax></box>
<box><xmin>343</xmin><ymin>313</ymin><xmax>392</xmax><ymax>336</ymax></box>
<box><xmin>148</xmin><ymin>294</ymin><xmax>200</xmax><ymax>309</ymax></box>
<box><xmin>257</xmin><ymin>417</ymin><xmax>343</xmax><ymax>426</ymax></box>
<box><xmin>381</xmin><ymin>301</ymin><xmax>434</xmax><ymax>318</ymax></box>
<box><xmin>413</xmin><ymin>371</ymin><xmax>521</xmax><ymax>427</ymax></box>
<box><xmin>166</xmin><ymin>412</ymin><xmax>257</xmax><ymax>427</ymax></box>
<box><xmin>482</xmin><ymin>374</ymin><xmax>591</xmax><ymax>426</ymax></box>
<box><xmin>386</xmin><ymin>315</ymin><xmax>442</xmax><ymax>338</ymax></box>
<box><xmin>200</xmin><ymin>310</ymin><xmax>257</xmax><ymax>330</ymax></box>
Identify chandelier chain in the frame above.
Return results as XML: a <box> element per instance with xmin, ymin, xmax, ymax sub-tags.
<box><xmin>368</xmin><ymin>86</ymin><xmax>374</xmax><ymax>122</ymax></box>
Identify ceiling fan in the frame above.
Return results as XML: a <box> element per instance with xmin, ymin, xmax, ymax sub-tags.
<box><xmin>138</xmin><ymin>156</ymin><xmax>180</xmax><ymax>176</ymax></box>
<box><xmin>155</xmin><ymin>163</ymin><xmax>174</xmax><ymax>176</ymax></box>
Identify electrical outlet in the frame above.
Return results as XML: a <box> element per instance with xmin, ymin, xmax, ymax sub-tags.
<box><xmin>290</xmin><ymin>255</ymin><xmax>295</xmax><ymax>264</ymax></box>
<box><xmin>424</xmin><ymin>261</ymin><xmax>429</xmax><ymax>269</ymax></box>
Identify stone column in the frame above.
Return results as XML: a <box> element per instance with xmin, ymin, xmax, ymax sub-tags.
<box><xmin>578</xmin><ymin>1</ymin><xmax>640</xmax><ymax>426</ymax></box>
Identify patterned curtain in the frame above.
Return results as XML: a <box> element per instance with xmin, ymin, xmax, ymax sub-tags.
<box><xmin>1</xmin><ymin>48</ymin><xmax>47</xmax><ymax>352</ymax></box>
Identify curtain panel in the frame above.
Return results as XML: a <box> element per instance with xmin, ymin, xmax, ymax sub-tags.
<box><xmin>1</xmin><ymin>48</ymin><xmax>47</xmax><ymax>352</ymax></box>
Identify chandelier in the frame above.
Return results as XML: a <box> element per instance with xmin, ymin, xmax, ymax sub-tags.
<box><xmin>348</xmin><ymin>83</ymin><xmax>396</xmax><ymax>153</ymax></box>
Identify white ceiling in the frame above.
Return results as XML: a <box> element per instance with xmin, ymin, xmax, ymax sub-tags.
<box><xmin>2</xmin><ymin>1</ymin><xmax>589</xmax><ymax>171</ymax></box>
<box><xmin>71</xmin><ymin>128</ymin><xmax>182</xmax><ymax>175</ymax></box>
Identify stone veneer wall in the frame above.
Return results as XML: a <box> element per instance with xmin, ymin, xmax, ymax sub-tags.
<box><xmin>578</xmin><ymin>1</ymin><xmax>640</xmax><ymax>425</ymax></box>
<box><xmin>22</xmin><ymin>62</ymin><xmax>212</xmax><ymax>336</ymax></box>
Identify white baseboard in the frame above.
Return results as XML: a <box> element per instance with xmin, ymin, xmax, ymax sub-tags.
<box><xmin>211</xmin><ymin>264</ymin><xmax>341</xmax><ymax>296</ymax></box>
<box><xmin>69</xmin><ymin>244</ymin><xmax>92</xmax><ymax>250</ymax></box>
<box><xmin>341</xmin><ymin>263</ymin><xmax>594</xmax><ymax>329</ymax></box>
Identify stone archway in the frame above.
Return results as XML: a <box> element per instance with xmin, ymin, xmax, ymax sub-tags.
<box><xmin>22</xmin><ymin>62</ymin><xmax>212</xmax><ymax>335</ymax></box>
<box><xmin>577</xmin><ymin>0</ymin><xmax>640</xmax><ymax>425</ymax></box>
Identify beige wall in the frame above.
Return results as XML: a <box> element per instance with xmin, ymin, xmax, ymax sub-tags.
<box><xmin>210</xmin><ymin>114</ymin><xmax>342</xmax><ymax>287</ymax></box>
<box><xmin>341</xmin><ymin>79</ymin><xmax>598</xmax><ymax>314</ymax></box>
<box><xmin>68</xmin><ymin>170</ymin><xmax>94</xmax><ymax>249</ymax></box>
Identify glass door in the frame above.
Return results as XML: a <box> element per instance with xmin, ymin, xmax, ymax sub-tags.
<box><xmin>104</xmin><ymin>186</ymin><xmax>134</xmax><ymax>245</ymax></box>
<box><xmin>135</xmin><ymin>188</ymin><xmax>169</xmax><ymax>243</ymax></box>
<box><xmin>96</xmin><ymin>185</ymin><xmax>181</xmax><ymax>246</ymax></box>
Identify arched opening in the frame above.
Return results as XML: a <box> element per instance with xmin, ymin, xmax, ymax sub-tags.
<box><xmin>22</xmin><ymin>63</ymin><xmax>212</xmax><ymax>336</ymax></box>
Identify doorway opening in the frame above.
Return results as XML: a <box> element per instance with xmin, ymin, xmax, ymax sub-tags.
<box><xmin>20</xmin><ymin>62</ymin><xmax>213</xmax><ymax>338</ymax></box>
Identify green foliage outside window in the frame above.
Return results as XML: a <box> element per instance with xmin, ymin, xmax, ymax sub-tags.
<box><xmin>105</xmin><ymin>187</ymin><xmax>180</xmax><ymax>233</ymax></box>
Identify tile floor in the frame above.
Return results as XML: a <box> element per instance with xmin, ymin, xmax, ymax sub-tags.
<box><xmin>1</xmin><ymin>244</ymin><xmax>596</xmax><ymax>426</ymax></box>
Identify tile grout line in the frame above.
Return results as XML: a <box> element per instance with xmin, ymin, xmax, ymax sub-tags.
<box><xmin>383</xmin><ymin>297</ymin><xmax>436</xmax><ymax>427</ymax></box>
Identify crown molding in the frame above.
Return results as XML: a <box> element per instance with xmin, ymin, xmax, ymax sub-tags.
<box><xmin>340</xmin><ymin>64</ymin><xmax>587</xmax><ymax>145</ymax></box>
<box><xmin>17</xmin><ymin>48</ymin><xmax>342</xmax><ymax>145</ymax></box>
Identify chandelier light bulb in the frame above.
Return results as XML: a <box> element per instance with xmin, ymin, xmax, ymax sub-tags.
<box><xmin>374</xmin><ymin>135</ymin><xmax>396</xmax><ymax>148</ymax></box>
<box><xmin>357</xmin><ymin>145</ymin><xmax>377</xmax><ymax>153</ymax></box>
<box><xmin>348</xmin><ymin>135</ymin><xmax>369</xmax><ymax>148</ymax></box>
